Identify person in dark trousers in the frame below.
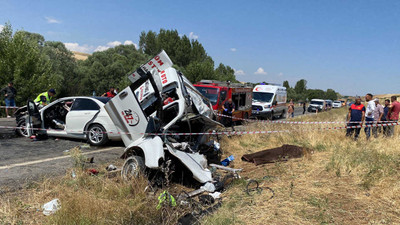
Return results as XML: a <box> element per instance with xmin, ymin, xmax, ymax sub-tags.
<box><xmin>222</xmin><ymin>98</ymin><xmax>235</xmax><ymax>131</ymax></box>
<box><xmin>1</xmin><ymin>82</ymin><xmax>17</xmax><ymax>118</ymax></box>
<box><xmin>346</xmin><ymin>96</ymin><xmax>365</xmax><ymax>140</ymax></box>
<box><xmin>101</xmin><ymin>87</ymin><xmax>116</xmax><ymax>98</ymax></box>
<box><xmin>388</xmin><ymin>96</ymin><xmax>400</xmax><ymax>136</ymax></box>
<box><xmin>383</xmin><ymin>99</ymin><xmax>390</xmax><ymax>136</ymax></box>
<box><xmin>302</xmin><ymin>102</ymin><xmax>306</xmax><ymax>114</ymax></box>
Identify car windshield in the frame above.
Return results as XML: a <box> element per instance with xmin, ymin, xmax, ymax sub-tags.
<box><xmin>253</xmin><ymin>92</ymin><xmax>274</xmax><ymax>103</ymax></box>
<box><xmin>334</xmin><ymin>101</ymin><xmax>341</xmax><ymax>103</ymax></box>
<box><xmin>310</xmin><ymin>101</ymin><xmax>324</xmax><ymax>105</ymax></box>
<box><xmin>195</xmin><ymin>86</ymin><xmax>219</xmax><ymax>105</ymax></box>
<box><xmin>93</xmin><ymin>97</ymin><xmax>111</xmax><ymax>104</ymax></box>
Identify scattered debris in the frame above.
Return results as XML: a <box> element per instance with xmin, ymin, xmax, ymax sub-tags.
<box><xmin>87</xmin><ymin>169</ymin><xmax>99</xmax><ymax>176</ymax></box>
<box><xmin>42</xmin><ymin>198</ymin><xmax>61</xmax><ymax>216</ymax></box>
<box><xmin>245</xmin><ymin>180</ymin><xmax>275</xmax><ymax>199</ymax></box>
<box><xmin>221</xmin><ymin>155</ymin><xmax>235</xmax><ymax>166</ymax></box>
<box><xmin>242</xmin><ymin>144</ymin><xmax>308</xmax><ymax>165</ymax></box>
<box><xmin>85</xmin><ymin>157</ymin><xmax>94</xmax><ymax>164</ymax></box>
<box><xmin>199</xmin><ymin>194</ymin><xmax>215</xmax><ymax>205</ymax></box>
<box><xmin>208</xmin><ymin>192</ymin><xmax>221</xmax><ymax>200</ymax></box>
<box><xmin>156</xmin><ymin>190</ymin><xmax>176</xmax><ymax>210</ymax></box>
<box><xmin>106</xmin><ymin>164</ymin><xmax>117</xmax><ymax>171</ymax></box>
<box><xmin>80</xmin><ymin>144</ymin><xmax>90</xmax><ymax>149</ymax></box>
<box><xmin>71</xmin><ymin>170</ymin><xmax>76</xmax><ymax>178</ymax></box>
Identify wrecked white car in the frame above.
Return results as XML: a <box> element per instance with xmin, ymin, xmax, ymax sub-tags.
<box><xmin>16</xmin><ymin>97</ymin><xmax>121</xmax><ymax>145</ymax></box>
<box><xmin>105</xmin><ymin>50</ymin><xmax>222</xmax><ymax>185</ymax></box>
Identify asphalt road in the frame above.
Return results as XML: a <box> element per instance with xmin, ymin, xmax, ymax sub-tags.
<box><xmin>0</xmin><ymin>107</ymin><xmax>308</xmax><ymax>191</ymax></box>
<box><xmin>0</xmin><ymin>118</ymin><xmax>124</xmax><ymax>192</ymax></box>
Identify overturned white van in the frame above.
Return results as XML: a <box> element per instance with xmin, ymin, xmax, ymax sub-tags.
<box><xmin>104</xmin><ymin>51</ymin><xmax>222</xmax><ymax>184</ymax></box>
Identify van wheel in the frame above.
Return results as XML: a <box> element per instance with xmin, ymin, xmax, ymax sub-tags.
<box><xmin>87</xmin><ymin>124</ymin><xmax>109</xmax><ymax>146</ymax></box>
<box><xmin>281</xmin><ymin>110</ymin><xmax>286</xmax><ymax>119</ymax></box>
<box><xmin>121</xmin><ymin>156</ymin><xmax>145</xmax><ymax>180</ymax></box>
<box><xmin>267</xmin><ymin>112</ymin><xmax>274</xmax><ymax>120</ymax></box>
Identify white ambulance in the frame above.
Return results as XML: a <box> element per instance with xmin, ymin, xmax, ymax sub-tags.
<box><xmin>252</xmin><ymin>84</ymin><xmax>287</xmax><ymax>119</ymax></box>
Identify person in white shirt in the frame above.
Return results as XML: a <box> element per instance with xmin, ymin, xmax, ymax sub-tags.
<box><xmin>364</xmin><ymin>93</ymin><xmax>375</xmax><ymax>140</ymax></box>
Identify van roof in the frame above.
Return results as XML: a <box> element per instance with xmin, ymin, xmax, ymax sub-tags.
<box><xmin>253</xmin><ymin>85</ymin><xmax>286</xmax><ymax>92</ymax></box>
<box><xmin>311</xmin><ymin>99</ymin><xmax>325</xmax><ymax>102</ymax></box>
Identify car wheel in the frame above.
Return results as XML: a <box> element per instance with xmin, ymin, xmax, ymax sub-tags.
<box><xmin>121</xmin><ymin>156</ymin><xmax>145</xmax><ymax>180</ymax></box>
<box><xmin>87</xmin><ymin>124</ymin><xmax>109</xmax><ymax>146</ymax></box>
<box><xmin>16</xmin><ymin>120</ymin><xmax>29</xmax><ymax>137</ymax></box>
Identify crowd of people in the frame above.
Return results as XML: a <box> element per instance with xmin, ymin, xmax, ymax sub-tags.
<box><xmin>346</xmin><ymin>94</ymin><xmax>400</xmax><ymax>140</ymax></box>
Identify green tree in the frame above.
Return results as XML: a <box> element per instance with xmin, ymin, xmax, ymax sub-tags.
<box><xmin>325</xmin><ymin>88</ymin><xmax>338</xmax><ymax>100</ymax></box>
<box><xmin>283</xmin><ymin>80</ymin><xmax>290</xmax><ymax>89</ymax></box>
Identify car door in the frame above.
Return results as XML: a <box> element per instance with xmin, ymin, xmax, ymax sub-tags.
<box><xmin>104</xmin><ymin>86</ymin><xmax>149</xmax><ymax>146</ymax></box>
<box><xmin>66</xmin><ymin>98</ymin><xmax>100</xmax><ymax>134</ymax></box>
<box><xmin>26</xmin><ymin>100</ymin><xmax>43</xmax><ymax>136</ymax></box>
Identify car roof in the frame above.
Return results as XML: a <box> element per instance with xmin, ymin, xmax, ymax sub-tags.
<box><xmin>55</xmin><ymin>96</ymin><xmax>110</xmax><ymax>104</ymax></box>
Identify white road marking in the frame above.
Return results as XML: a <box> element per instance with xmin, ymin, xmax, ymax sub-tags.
<box><xmin>0</xmin><ymin>147</ymin><xmax>122</xmax><ymax>170</ymax></box>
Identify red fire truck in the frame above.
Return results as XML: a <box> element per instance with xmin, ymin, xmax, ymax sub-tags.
<box><xmin>194</xmin><ymin>80</ymin><xmax>253</xmax><ymax>121</ymax></box>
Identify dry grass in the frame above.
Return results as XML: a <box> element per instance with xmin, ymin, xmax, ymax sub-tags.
<box><xmin>2</xmin><ymin>109</ymin><xmax>400</xmax><ymax>224</ymax></box>
<box><xmin>0</xmin><ymin>147</ymin><xmax>188</xmax><ymax>224</ymax></box>
<box><xmin>203</xmin><ymin>108</ymin><xmax>400</xmax><ymax>224</ymax></box>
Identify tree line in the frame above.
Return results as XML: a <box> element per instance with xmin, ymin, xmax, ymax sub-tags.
<box><xmin>0</xmin><ymin>24</ymin><xmax>237</xmax><ymax>106</ymax></box>
<box><xmin>283</xmin><ymin>79</ymin><xmax>339</xmax><ymax>101</ymax></box>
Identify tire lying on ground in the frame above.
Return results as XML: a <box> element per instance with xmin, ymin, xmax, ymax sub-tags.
<box><xmin>87</xmin><ymin>124</ymin><xmax>109</xmax><ymax>146</ymax></box>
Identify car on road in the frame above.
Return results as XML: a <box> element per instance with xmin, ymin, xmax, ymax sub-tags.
<box><xmin>308</xmin><ymin>99</ymin><xmax>326</xmax><ymax>112</ymax></box>
<box><xmin>16</xmin><ymin>96</ymin><xmax>121</xmax><ymax>146</ymax></box>
<box><xmin>332</xmin><ymin>100</ymin><xmax>342</xmax><ymax>108</ymax></box>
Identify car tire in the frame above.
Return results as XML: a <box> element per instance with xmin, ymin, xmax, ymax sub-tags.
<box><xmin>87</xmin><ymin>124</ymin><xmax>109</xmax><ymax>146</ymax></box>
<box><xmin>16</xmin><ymin>120</ymin><xmax>29</xmax><ymax>137</ymax></box>
<box><xmin>121</xmin><ymin>156</ymin><xmax>145</xmax><ymax>180</ymax></box>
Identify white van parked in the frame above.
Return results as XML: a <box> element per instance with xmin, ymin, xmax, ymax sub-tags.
<box><xmin>252</xmin><ymin>85</ymin><xmax>287</xmax><ymax>119</ymax></box>
<box><xmin>307</xmin><ymin>99</ymin><xmax>326</xmax><ymax>112</ymax></box>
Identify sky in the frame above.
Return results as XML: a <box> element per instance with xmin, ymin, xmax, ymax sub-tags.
<box><xmin>1</xmin><ymin>0</ymin><xmax>400</xmax><ymax>96</ymax></box>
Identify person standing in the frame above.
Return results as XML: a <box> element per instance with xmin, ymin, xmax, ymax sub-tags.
<box><xmin>346</xmin><ymin>96</ymin><xmax>365</xmax><ymax>140</ymax></box>
<box><xmin>222</xmin><ymin>98</ymin><xmax>235</xmax><ymax>131</ymax></box>
<box><xmin>388</xmin><ymin>96</ymin><xmax>400</xmax><ymax>136</ymax></box>
<box><xmin>1</xmin><ymin>82</ymin><xmax>17</xmax><ymax>118</ymax></box>
<box><xmin>302</xmin><ymin>101</ymin><xmax>306</xmax><ymax>114</ymax></box>
<box><xmin>383</xmin><ymin>99</ymin><xmax>390</xmax><ymax>136</ymax></box>
<box><xmin>364</xmin><ymin>93</ymin><xmax>375</xmax><ymax>140</ymax></box>
<box><xmin>372</xmin><ymin>99</ymin><xmax>384</xmax><ymax>138</ymax></box>
<box><xmin>34</xmin><ymin>89</ymin><xmax>56</xmax><ymax>106</ymax></box>
<box><xmin>101</xmin><ymin>87</ymin><xmax>116</xmax><ymax>98</ymax></box>
<box><xmin>288</xmin><ymin>99</ymin><xmax>295</xmax><ymax>118</ymax></box>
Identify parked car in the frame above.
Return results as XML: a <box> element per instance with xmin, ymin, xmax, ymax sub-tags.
<box><xmin>332</xmin><ymin>100</ymin><xmax>342</xmax><ymax>108</ymax></box>
<box><xmin>307</xmin><ymin>99</ymin><xmax>326</xmax><ymax>112</ymax></box>
<box><xmin>16</xmin><ymin>96</ymin><xmax>121</xmax><ymax>145</ymax></box>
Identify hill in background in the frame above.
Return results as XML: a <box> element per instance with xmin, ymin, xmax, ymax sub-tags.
<box><xmin>72</xmin><ymin>51</ymin><xmax>90</xmax><ymax>60</ymax></box>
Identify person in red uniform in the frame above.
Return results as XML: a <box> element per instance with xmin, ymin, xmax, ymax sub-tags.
<box><xmin>101</xmin><ymin>87</ymin><xmax>116</xmax><ymax>98</ymax></box>
<box><xmin>346</xmin><ymin>96</ymin><xmax>365</xmax><ymax>140</ymax></box>
<box><xmin>388</xmin><ymin>96</ymin><xmax>400</xmax><ymax>136</ymax></box>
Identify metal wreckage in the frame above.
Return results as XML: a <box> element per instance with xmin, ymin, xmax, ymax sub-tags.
<box><xmin>105</xmin><ymin>50</ymin><xmax>240</xmax><ymax>193</ymax></box>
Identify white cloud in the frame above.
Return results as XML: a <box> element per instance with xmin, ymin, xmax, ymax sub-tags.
<box><xmin>123</xmin><ymin>40</ymin><xmax>138</xmax><ymax>49</ymax></box>
<box><xmin>94</xmin><ymin>45</ymin><xmax>109</xmax><ymax>52</ymax></box>
<box><xmin>234</xmin><ymin>69</ymin><xmax>245</xmax><ymax>76</ymax></box>
<box><xmin>45</xmin><ymin>17</ymin><xmax>61</xmax><ymax>24</ymax></box>
<box><xmin>254</xmin><ymin>67</ymin><xmax>267</xmax><ymax>75</ymax></box>
<box><xmin>230</xmin><ymin>48</ymin><xmax>237</xmax><ymax>52</ymax></box>
<box><xmin>0</xmin><ymin>25</ymin><xmax>4</xmax><ymax>32</ymax></box>
<box><xmin>64</xmin><ymin>43</ymin><xmax>94</xmax><ymax>53</ymax></box>
<box><xmin>189</xmin><ymin>32</ymin><xmax>199</xmax><ymax>40</ymax></box>
<box><xmin>278</xmin><ymin>72</ymin><xmax>283</xmax><ymax>77</ymax></box>
<box><xmin>64</xmin><ymin>40</ymin><xmax>138</xmax><ymax>53</ymax></box>
<box><xmin>107</xmin><ymin>41</ymin><xmax>122</xmax><ymax>47</ymax></box>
